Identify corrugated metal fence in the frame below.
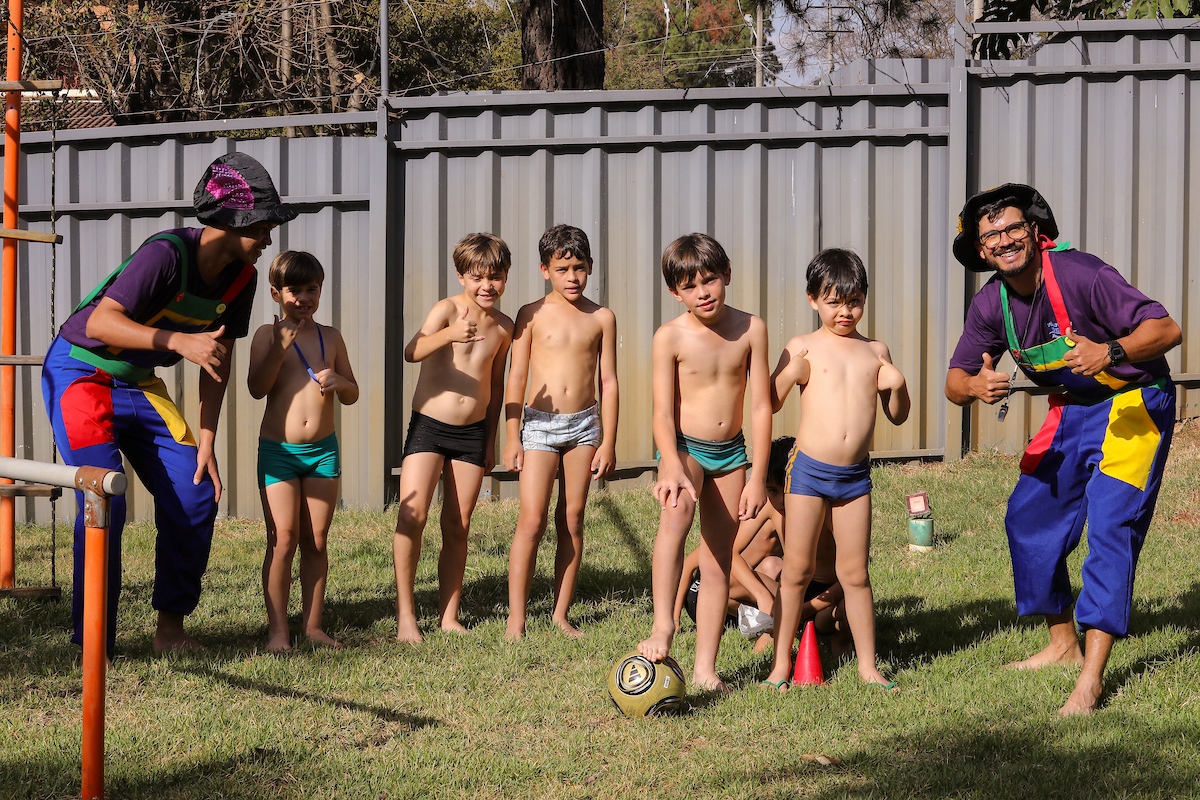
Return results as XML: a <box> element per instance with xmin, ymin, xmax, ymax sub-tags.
<box><xmin>4</xmin><ymin>22</ymin><xmax>1196</xmax><ymax>521</ymax></box>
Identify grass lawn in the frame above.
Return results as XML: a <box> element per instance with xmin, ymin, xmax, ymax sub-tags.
<box><xmin>3</xmin><ymin>424</ymin><xmax>1200</xmax><ymax>799</ymax></box>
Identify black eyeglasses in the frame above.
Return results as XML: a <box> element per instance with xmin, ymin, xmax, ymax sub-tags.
<box><xmin>979</xmin><ymin>221</ymin><xmax>1032</xmax><ymax>248</ymax></box>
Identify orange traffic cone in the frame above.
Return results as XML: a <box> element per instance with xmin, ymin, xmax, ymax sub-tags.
<box><xmin>792</xmin><ymin>618</ymin><xmax>825</xmax><ymax>685</ymax></box>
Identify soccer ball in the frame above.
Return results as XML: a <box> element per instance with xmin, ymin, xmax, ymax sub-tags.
<box><xmin>607</xmin><ymin>651</ymin><xmax>687</xmax><ymax>717</ymax></box>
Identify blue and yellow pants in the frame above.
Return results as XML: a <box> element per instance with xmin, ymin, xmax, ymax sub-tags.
<box><xmin>41</xmin><ymin>336</ymin><xmax>217</xmax><ymax>650</ymax></box>
<box><xmin>1005</xmin><ymin>382</ymin><xmax>1174</xmax><ymax>636</ymax></box>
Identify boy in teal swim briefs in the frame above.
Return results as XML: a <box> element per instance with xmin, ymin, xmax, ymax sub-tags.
<box><xmin>637</xmin><ymin>233</ymin><xmax>772</xmax><ymax>692</ymax></box>
<box><xmin>248</xmin><ymin>251</ymin><xmax>359</xmax><ymax>652</ymax></box>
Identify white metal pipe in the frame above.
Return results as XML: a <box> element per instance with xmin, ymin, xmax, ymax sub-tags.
<box><xmin>0</xmin><ymin>456</ymin><xmax>126</xmax><ymax>496</ymax></box>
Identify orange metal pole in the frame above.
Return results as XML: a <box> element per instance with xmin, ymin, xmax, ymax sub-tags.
<box><xmin>0</xmin><ymin>0</ymin><xmax>25</xmax><ymax>588</ymax></box>
<box><xmin>80</xmin><ymin>493</ymin><xmax>108</xmax><ymax>800</ymax></box>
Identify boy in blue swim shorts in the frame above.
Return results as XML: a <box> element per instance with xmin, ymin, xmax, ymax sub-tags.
<box><xmin>637</xmin><ymin>233</ymin><xmax>772</xmax><ymax>693</ymax></box>
<box><xmin>248</xmin><ymin>251</ymin><xmax>359</xmax><ymax>652</ymax></box>
<box><xmin>762</xmin><ymin>248</ymin><xmax>910</xmax><ymax>692</ymax></box>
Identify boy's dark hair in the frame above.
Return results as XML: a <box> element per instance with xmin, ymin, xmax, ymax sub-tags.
<box><xmin>805</xmin><ymin>248</ymin><xmax>869</xmax><ymax>300</ymax></box>
<box><xmin>539</xmin><ymin>224</ymin><xmax>592</xmax><ymax>266</ymax></box>
<box><xmin>453</xmin><ymin>232</ymin><xmax>512</xmax><ymax>278</ymax></box>
<box><xmin>767</xmin><ymin>436</ymin><xmax>796</xmax><ymax>488</ymax></box>
<box><xmin>269</xmin><ymin>250</ymin><xmax>324</xmax><ymax>289</ymax></box>
<box><xmin>661</xmin><ymin>233</ymin><xmax>730</xmax><ymax>290</ymax></box>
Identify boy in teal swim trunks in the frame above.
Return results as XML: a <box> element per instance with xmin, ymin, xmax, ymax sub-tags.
<box><xmin>637</xmin><ymin>233</ymin><xmax>772</xmax><ymax>692</ymax></box>
<box><xmin>761</xmin><ymin>248</ymin><xmax>909</xmax><ymax>691</ymax></box>
<box><xmin>248</xmin><ymin>251</ymin><xmax>359</xmax><ymax>652</ymax></box>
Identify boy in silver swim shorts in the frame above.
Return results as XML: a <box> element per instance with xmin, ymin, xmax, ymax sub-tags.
<box><xmin>502</xmin><ymin>225</ymin><xmax>619</xmax><ymax>639</ymax></box>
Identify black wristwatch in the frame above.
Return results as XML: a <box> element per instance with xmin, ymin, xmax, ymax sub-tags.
<box><xmin>1107</xmin><ymin>340</ymin><xmax>1127</xmax><ymax>366</ymax></box>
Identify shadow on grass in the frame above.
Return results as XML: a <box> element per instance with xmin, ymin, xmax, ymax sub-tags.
<box><xmin>876</xmin><ymin>594</ymin><xmax>1019</xmax><ymax>669</ymax></box>
<box><xmin>2</xmin><ymin>747</ymin><xmax>328</xmax><ymax>800</ymax></box>
<box><xmin>1110</xmin><ymin>578</ymin><xmax>1200</xmax><ymax>697</ymax></box>
<box><xmin>718</xmin><ymin>714</ymin><xmax>1200</xmax><ymax>799</ymax></box>
<box><xmin>591</xmin><ymin>492</ymin><xmax>653</xmax><ymax>573</ymax></box>
<box><xmin>176</xmin><ymin>664</ymin><xmax>439</xmax><ymax>728</ymax></box>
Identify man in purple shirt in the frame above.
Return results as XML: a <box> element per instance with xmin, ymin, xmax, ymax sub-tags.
<box><xmin>945</xmin><ymin>184</ymin><xmax>1181</xmax><ymax>716</ymax></box>
<box><xmin>42</xmin><ymin>153</ymin><xmax>296</xmax><ymax>654</ymax></box>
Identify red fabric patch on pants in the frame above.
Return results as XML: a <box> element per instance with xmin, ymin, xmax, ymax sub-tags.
<box><xmin>61</xmin><ymin>372</ymin><xmax>115</xmax><ymax>450</ymax></box>
<box><xmin>1020</xmin><ymin>398</ymin><xmax>1065</xmax><ymax>474</ymax></box>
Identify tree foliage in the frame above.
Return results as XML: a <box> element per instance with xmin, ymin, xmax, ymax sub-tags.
<box><xmin>974</xmin><ymin>0</ymin><xmax>1197</xmax><ymax>58</ymax></box>
<box><xmin>776</xmin><ymin>0</ymin><xmax>955</xmax><ymax>80</ymax></box>
<box><xmin>18</xmin><ymin>0</ymin><xmax>382</xmax><ymax>124</ymax></box>
<box><xmin>390</xmin><ymin>0</ymin><xmax>521</xmax><ymax>92</ymax></box>
<box><xmin>606</xmin><ymin>0</ymin><xmax>782</xmax><ymax>88</ymax></box>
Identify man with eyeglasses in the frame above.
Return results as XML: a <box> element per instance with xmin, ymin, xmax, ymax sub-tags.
<box><xmin>944</xmin><ymin>183</ymin><xmax>1181</xmax><ymax>717</ymax></box>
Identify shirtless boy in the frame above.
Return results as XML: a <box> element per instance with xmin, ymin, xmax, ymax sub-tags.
<box><xmin>637</xmin><ymin>233</ymin><xmax>772</xmax><ymax>692</ymax></box>
<box><xmin>761</xmin><ymin>248</ymin><xmax>909</xmax><ymax>691</ymax></box>
<box><xmin>393</xmin><ymin>233</ymin><xmax>514</xmax><ymax>643</ymax></box>
<box><xmin>248</xmin><ymin>251</ymin><xmax>359</xmax><ymax>652</ymax></box>
<box><xmin>503</xmin><ymin>225</ymin><xmax>618</xmax><ymax>639</ymax></box>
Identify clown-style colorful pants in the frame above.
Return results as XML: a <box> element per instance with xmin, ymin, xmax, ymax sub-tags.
<box><xmin>1005</xmin><ymin>381</ymin><xmax>1174</xmax><ymax>636</ymax></box>
<box><xmin>42</xmin><ymin>336</ymin><xmax>217</xmax><ymax>651</ymax></box>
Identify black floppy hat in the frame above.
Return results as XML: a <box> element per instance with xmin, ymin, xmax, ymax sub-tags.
<box><xmin>193</xmin><ymin>152</ymin><xmax>298</xmax><ymax>229</ymax></box>
<box><xmin>952</xmin><ymin>183</ymin><xmax>1059</xmax><ymax>272</ymax></box>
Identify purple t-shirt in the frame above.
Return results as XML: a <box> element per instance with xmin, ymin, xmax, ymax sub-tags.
<box><xmin>60</xmin><ymin>228</ymin><xmax>257</xmax><ymax>372</ymax></box>
<box><xmin>949</xmin><ymin>249</ymin><xmax>1171</xmax><ymax>386</ymax></box>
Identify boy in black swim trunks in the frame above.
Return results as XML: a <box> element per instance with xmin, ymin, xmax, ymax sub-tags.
<box><xmin>248</xmin><ymin>251</ymin><xmax>359</xmax><ymax>652</ymax></box>
<box><xmin>761</xmin><ymin>248</ymin><xmax>909</xmax><ymax>691</ymax></box>
<box><xmin>393</xmin><ymin>233</ymin><xmax>514</xmax><ymax>643</ymax></box>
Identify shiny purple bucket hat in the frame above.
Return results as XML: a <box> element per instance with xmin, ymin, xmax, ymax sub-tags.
<box><xmin>193</xmin><ymin>152</ymin><xmax>298</xmax><ymax>229</ymax></box>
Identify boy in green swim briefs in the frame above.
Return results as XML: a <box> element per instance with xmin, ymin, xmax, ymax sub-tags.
<box><xmin>637</xmin><ymin>233</ymin><xmax>772</xmax><ymax>692</ymax></box>
<box><xmin>248</xmin><ymin>251</ymin><xmax>359</xmax><ymax>652</ymax></box>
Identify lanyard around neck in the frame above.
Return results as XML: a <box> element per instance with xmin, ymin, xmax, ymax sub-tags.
<box><xmin>292</xmin><ymin>324</ymin><xmax>326</xmax><ymax>384</ymax></box>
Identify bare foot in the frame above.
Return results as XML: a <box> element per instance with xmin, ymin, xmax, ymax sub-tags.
<box><xmin>762</xmin><ymin>665</ymin><xmax>792</xmax><ymax>687</ymax></box>
<box><xmin>552</xmin><ymin>616</ymin><xmax>584</xmax><ymax>639</ymax></box>
<box><xmin>1006</xmin><ymin>641</ymin><xmax>1085</xmax><ymax>671</ymax></box>
<box><xmin>753</xmin><ymin>633</ymin><xmax>774</xmax><ymax>654</ymax></box>
<box><xmin>304</xmin><ymin>629</ymin><xmax>343</xmax><ymax>649</ymax></box>
<box><xmin>152</xmin><ymin>630</ymin><xmax>205</xmax><ymax>654</ymax></box>
<box><xmin>1058</xmin><ymin>676</ymin><xmax>1103</xmax><ymax>717</ymax></box>
<box><xmin>858</xmin><ymin>666</ymin><xmax>890</xmax><ymax>686</ymax></box>
<box><xmin>440</xmin><ymin>619</ymin><xmax>468</xmax><ymax>634</ymax></box>
<box><xmin>505</xmin><ymin>615</ymin><xmax>525</xmax><ymax>641</ymax></box>
<box><xmin>153</xmin><ymin>612</ymin><xmax>205</xmax><ymax>655</ymax></box>
<box><xmin>396</xmin><ymin>617</ymin><xmax>423</xmax><ymax>644</ymax></box>
<box><xmin>692</xmin><ymin>671</ymin><xmax>729</xmax><ymax>694</ymax></box>
<box><xmin>266</xmin><ymin>630</ymin><xmax>293</xmax><ymax>653</ymax></box>
<box><xmin>638</xmin><ymin>625</ymin><xmax>674</xmax><ymax>662</ymax></box>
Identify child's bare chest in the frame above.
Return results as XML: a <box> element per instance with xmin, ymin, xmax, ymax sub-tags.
<box><xmin>449</xmin><ymin>327</ymin><xmax>503</xmax><ymax>370</ymax></box>
<box><xmin>806</xmin><ymin>342</ymin><xmax>878</xmax><ymax>389</ymax></box>
<box><xmin>531</xmin><ymin>311</ymin><xmax>600</xmax><ymax>354</ymax></box>
<box><xmin>678</xmin><ymin>337</ymin><xmax>748</xmax><ymax>379</ymax></box>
